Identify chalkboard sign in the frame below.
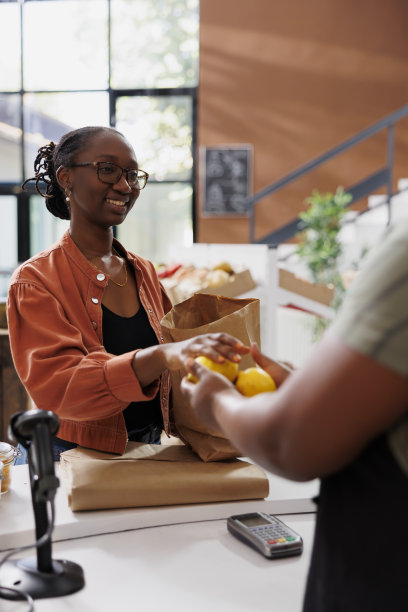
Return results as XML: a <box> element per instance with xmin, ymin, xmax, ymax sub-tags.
<box><xmin>201</xmin><ymin>145</ymin><xmax>252</xmax><ymax>215</ymax></box>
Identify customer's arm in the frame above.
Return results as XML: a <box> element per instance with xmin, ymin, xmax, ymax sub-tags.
<box><xmin>181</xmin><ymin>332</ymin><xmax>408</xmax><ymax>481</ymax></box>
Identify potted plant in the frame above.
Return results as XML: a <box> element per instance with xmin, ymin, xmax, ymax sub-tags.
<box><xmin>295</xmin><ymin>186</ymin><xmax>352</xmax><ymax>338</ymax></box>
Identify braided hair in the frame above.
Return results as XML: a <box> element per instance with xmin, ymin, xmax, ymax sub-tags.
<box><xmin>22</xmin><ymin>126</ymin><xmax>123</xmax><ymax>220</ymax></box>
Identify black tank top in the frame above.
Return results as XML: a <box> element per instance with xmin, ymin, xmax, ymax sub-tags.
<box><xmin>101</xmin><ymin>303</ymin><xmax>163</xmax><ymax>435</ymax></box>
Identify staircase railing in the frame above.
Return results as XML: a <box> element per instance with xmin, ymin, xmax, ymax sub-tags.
<box><xmin>248</xmin><ymin>103</ymin><xmax>408</xmax><ymax>245</ymax></box>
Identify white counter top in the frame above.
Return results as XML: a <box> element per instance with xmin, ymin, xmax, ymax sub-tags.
<box><xmin>2</xmin><ymin>514</ymin><xmax>316</xmax><ymax>612</ymax></box>
<box><xmin>0</xmin><ymin>464</ymin><xmax>318</xmax><ymax>552</ymax></box>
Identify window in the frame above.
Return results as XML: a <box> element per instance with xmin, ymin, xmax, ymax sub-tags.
<box><xmin>115</xmin><ymin>93</ymin><xmax>194</xmax><ymax>260</ymax></box>
<box><xmin>0</xmin><ymin>0</ymin><xmax>198</xmax><ymax>294</ymax></box>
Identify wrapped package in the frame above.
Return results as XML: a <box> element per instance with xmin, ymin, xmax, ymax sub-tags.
<box><xmin>59</xmin><ymin>442</ymin><xmax>269</xmax><ymax>511</ymax></box>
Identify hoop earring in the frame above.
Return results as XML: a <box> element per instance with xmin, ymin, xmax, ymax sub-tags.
<box><xmin>65</xmin><ymin>188</ymin><xmax>71</xmax><ymax>203</ymax></box>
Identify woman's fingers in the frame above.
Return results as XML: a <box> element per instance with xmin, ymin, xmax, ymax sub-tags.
<box><xmin>166</xmin><ymin>334</ymin><xmax>250</xmax><ymax>372</ymax></box>
<box><xmin>188</xmin><ymin>333</ymin><xmax>250</xmax><ymax>363</ymax></box>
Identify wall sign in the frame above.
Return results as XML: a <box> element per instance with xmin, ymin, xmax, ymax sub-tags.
<box><xmin>201</xmin><ymin>145</ymin><xmax>253</xmax><ymax>216</ymax></box>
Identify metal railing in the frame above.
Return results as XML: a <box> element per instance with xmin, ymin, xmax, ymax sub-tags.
<box><xmin>248</xmin><ymin>103</ymin><xmax>408</xmax><ymax>245</ymax></box>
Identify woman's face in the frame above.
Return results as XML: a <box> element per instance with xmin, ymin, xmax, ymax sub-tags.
<box><xmin>65</xmin><ymin>131</ymin><xmax>141</xmax><ymax>229</ymax></box>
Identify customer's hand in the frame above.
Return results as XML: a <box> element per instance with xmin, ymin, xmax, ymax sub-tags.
<box><xmin>250</xmin><ymin>343</ymin><xmax>293</xmax><ymax>387</ymax></box>
<box><xmin>162</xmin><ymin>333</ymin><xmax>249</xmax><ymax>371</ymax></box>
<box><xmin>181</xmin><ymin>357</ymin><xmax>239</xmax><ymax>430</ymax></box>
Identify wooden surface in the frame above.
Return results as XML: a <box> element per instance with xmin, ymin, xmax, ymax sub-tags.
<box><xmin>0</xmin><ymin>329</ymin><xmax>29</xmax><ymax>443</ymax></box>
<box><xmin>197</xmin><ymin>0</ymin><xmax>408</xmax><ymax>244</ymax></box>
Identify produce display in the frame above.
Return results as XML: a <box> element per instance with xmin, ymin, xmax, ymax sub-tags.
<box><xmin>188</xmin><ymin>356</ymin><xmax>277</xmax><ymax>396</ymax></box>
<box><xmin>156</xmin><ymin>261</ymin><xmax>255</xmax><ymax>304</ymax></box>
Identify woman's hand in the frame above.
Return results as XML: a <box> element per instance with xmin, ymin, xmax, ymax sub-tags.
<box><xmin>181</xmin><ymin>357</ymin><xmax>240</xmax><ymax>430</ymax></box>
<box><xmin>161</xmin><ymin>333</ymin><xmax>250</xmax><ymax>371</ymax></box>
<box><xmin>132</xmin><ymin>333</ymin><xmax>248</xmax><ymax>389</ymax></box>
<box><xmin>250</xmin><ymin>343</ymin><xmax>293</xmax><ymax>387</ymax></box>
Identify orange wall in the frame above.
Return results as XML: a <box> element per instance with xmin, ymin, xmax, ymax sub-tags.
<box><xmin>197</xmin><ymin>0</ymin><xmax>408</xmax><ymax>243</ymax></box>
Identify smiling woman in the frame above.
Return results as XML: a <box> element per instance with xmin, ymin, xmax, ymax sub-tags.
<box><xmin>7</xmin><ymin>126</ymin><xmax>248</xmax><ymax>463</ymax></box>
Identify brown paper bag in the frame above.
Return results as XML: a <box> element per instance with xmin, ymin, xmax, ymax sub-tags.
<box><xmin>59</xmin><ymin>442</ymin><xmax>269</xmax><ymax>511</ymax></box>
<box><xmin>160</xmin><ymin>293</ymin><xmax>261</xmax><ymax>462</ymax></box>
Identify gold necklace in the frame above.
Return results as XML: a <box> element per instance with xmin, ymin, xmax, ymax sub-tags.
<box><xmin>88</xmin><ymin>247</ymin><xmax>128</xmax><ymax>287</ymax></box>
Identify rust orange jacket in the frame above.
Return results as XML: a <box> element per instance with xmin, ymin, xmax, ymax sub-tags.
<box><xmin>7</xmin><ymin>231</ymin><xmax>174</xmax><ymax>454</ymax></box>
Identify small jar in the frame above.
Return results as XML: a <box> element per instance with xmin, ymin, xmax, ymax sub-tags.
<box><xmin>0</xmin><ymin>442</ymin><xmax>22</xmax><ymax>494</ymax></box>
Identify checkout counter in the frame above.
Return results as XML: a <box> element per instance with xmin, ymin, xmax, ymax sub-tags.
<box><xmin>0</xmin><ymin>463</ymin><xmax>318</xmax><ymax>612</ymax></box>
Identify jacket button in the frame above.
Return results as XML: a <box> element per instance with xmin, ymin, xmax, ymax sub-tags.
<box><xmin>92</xmin><ymin>297</ymin><xmax>99</xmax><ymax>304</ymax></box>
<box><xmin>97</xmin><ymin>273</ymin><xmax>105</xmax><ymax>281</ymax></box>
<box><xmin>160</xmin><ymin>336</ymin><xmax>165</xmax><ymax>342</ymax></box>
<box><xmin>92</xmin><ymin>321</ymin><xmax>97</xmax><ymax>329</ymax></box>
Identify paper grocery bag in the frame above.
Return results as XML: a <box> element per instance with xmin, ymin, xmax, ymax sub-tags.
<box><xmin>160</xmin><ymin>293</ymin><xmax>261</xmax><ymax>462</ymax></box>
<box><xmin>59</xmin><ymin>442</ymin><xmax>269</xmax><ymax>511</ymax></box>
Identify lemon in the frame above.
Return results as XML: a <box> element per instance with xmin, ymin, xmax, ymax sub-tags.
<box><xmin>187</xmin><ymin>355</ymin><xmax>239</xmax><ymax>383</ymax></box>
<box><xmin>212</xmin><ymin>261</ymin><xmax>234</xmax><ymax>274</ymax></box>
<box><xmin>235</xmin><ymin>367</ymin><xmax>276</xmax><ymax>396</ymax></box>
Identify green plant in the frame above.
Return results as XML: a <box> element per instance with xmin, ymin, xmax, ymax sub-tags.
<box><xmin>296</xmin><ymin>186</ymin><xmax>352</xmax><ymax>337</ymax></box>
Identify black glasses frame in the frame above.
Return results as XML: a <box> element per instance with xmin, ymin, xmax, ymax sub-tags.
<box><xmin>70</xmin><ymin>161</ymin><xmax>149</xmax><ymax>189</ymax></box>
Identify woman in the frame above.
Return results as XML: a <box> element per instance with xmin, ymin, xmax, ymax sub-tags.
<box><xmin>181</xmin><ymin>219</ymin><xmax>408</xmax><ymax>611</ymax></box>
<box><xmin>7</xmin><ymin>126</ymin><xmax>247</xmax><ymax>461</ymax></box>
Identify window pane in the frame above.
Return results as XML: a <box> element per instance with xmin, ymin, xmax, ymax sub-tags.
<box><xmin>0</xmin><ymin>3</ymin><xmax>21</xmax><ymax>91</ymax></box>
<box><xmin>111</xmin><ymin>0</ymin><xmax>199</xmax><ymax>88</ymax></box>
<box><xmin>23</xmin><ymin>92</ymin><xmax>109</xmax><ymax>180</ymax></box>
<box><xmin>117</xmin><ymin>183</ymin><xmax>193</xmax><ymax>264</ymax></box>
<box><xmin>0</xmin><ymin>195</ymin><xmax>18</xmax><ymax>297</ymax></box>
<box><xmin>23</xmin><ymin>1</ymin><xmax>108</xmax><ymax>91</ymax></box>
<box><xmin>30</xmin><ymin>195</ymin><xmax>68</xmax><ymax>257</ymax></box>
<box><xmin>0</xmin><ymin>94</ymin><xmax>22</xmax><ymax>183</ymax></box>
<box><xmin>116</xmin><ymin>96</ymin><xmax>193</xmax><ymax>181</ymax></box>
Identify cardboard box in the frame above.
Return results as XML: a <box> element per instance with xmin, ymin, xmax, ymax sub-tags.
<box><xmin>163</xmin><ymin>268</ymin><xmax>256</xmax><ymax>305</ymax></box>
<box><xmin>199</xmin><ymin>268</ymin><xmax>256</xmax><ymax>299</ymax></box>
<box><xmin>279</xmin><ymin>268</ymin><xmax>334</xmax><ymax>306</ymax></box>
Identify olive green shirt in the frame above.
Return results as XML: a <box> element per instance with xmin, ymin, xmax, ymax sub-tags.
<box><xmin>330</xmin><ymin>220</ymin><xmax>408</xmax><ymax>477</ymax></box>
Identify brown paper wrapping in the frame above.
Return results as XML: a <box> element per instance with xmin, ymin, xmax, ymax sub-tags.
<box><xmin>59</xmin><ymin>442</ymin><xmax>269</xmax><ymax>512</ymax></box>
<box><xmin>160</xmin><ymin>293</ymin><xmax>261</xmax><ymax>462</ymax></box>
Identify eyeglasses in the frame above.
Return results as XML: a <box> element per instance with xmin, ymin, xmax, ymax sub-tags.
<box><xmin>70</xmin><ymin>161</ymin><xmax>149</xmax><ymax>189</ymax></box>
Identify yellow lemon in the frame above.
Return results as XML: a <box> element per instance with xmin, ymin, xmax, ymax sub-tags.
<box><xmin>235</xmin><ymin>367</ymin><xmax>276</xmax><ymax>397</ymax></box>
<box><xmin>187</xmin><ymin>355</ymin><xmax>239</xmax><ymax>383</ymax></box>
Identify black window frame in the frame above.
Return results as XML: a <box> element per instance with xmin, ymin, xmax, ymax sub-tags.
<box><xmin>0</xmin><ymin>0</ymin><xmax>198</xmax><ymax>263</ymax></box>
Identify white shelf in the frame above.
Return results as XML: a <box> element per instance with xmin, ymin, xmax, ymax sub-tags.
<box><xmin>167</xmin><ymin>244</ymin><xmax>333</xmax><ymax>359</ymax></box>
